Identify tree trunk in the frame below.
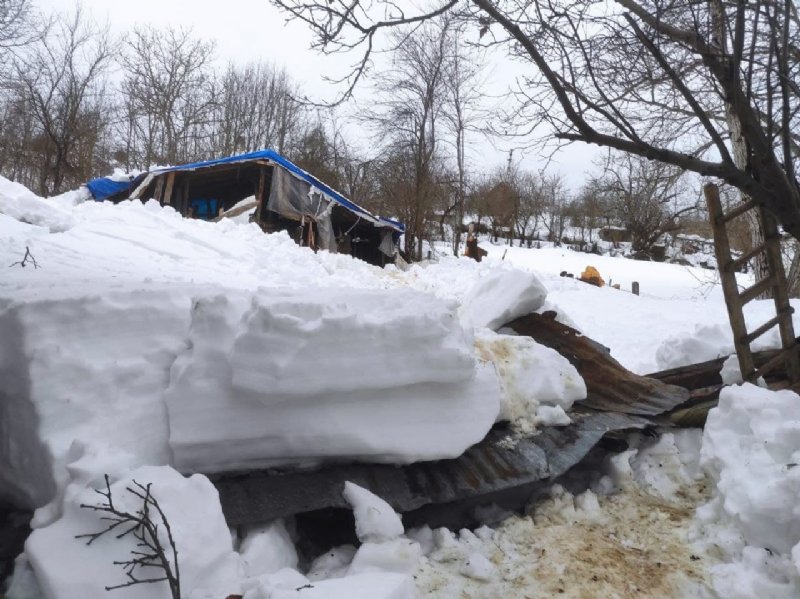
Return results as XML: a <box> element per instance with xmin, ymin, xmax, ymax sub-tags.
<box><xmin>710</xmin><ymin>0</ymin><xmax>772</xmax><ymax>297</ymax></box>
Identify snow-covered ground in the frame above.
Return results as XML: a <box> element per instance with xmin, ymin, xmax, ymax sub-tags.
<box><xmin>3</xmin><ymin>177</ymin><xmax>800</xmax><ymax>598</ymax></box>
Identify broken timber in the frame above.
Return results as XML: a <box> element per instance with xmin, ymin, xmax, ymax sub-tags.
<box><xmin>704</xmin><ymin>183</ymin><xmax>800</xmax><ymax>383</ymax></box>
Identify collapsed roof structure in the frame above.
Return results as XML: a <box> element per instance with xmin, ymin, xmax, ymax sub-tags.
<box><xmin>86</xmin><ymin>150</ymin><xmax>404</xmax><ymax>267</ymax></box>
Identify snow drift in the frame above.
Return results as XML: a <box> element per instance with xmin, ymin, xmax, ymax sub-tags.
<box><xmin>0</xmin><ymin>177</ymin><xmax>561</xmax><ymax>511</ymax></box>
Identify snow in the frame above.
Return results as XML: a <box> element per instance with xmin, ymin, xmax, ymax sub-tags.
<box><xmin>347</xmin><ymin>539</ymin><xmax>422</xmax><ymax>576</ymax></box>
<box><xmin>22</xmin><ymin>452</ymin><xmax>243</xmax><ymax>599</ymax></box>
<box><xmin>474</xmin><ymin>330</ymin><xmax>586</xmax><ymax>432</ymax></box>
<box><xmin>240</xmin><ymin>520</ymin><xmax>298</xmax><ymax>577</ymax></box>
<box><xmin>342</xmin><ymin>482</ymin><xmax>404</xmax><ymax>543</ymax></box>
<box><xmin>460</xmin><ymin>268</ymin><xmax>547</xmax><ymax>330</ymax></box>
<box><xmin>6</xmin><ymin>176</ymin><xmax>800</xmax><ymax>599</ymax></box>
<box><xmin>1</xmin><ymin>182</ymin><xmax>526</xmax><ymax>506</ymax></box>
<box><xmin>245</xmin><ymin>572</ymin><xmax>416</xmax><ymax>599</ymax></box>
<box><xmin>0</xmin><ymin>178</ymin><xmax>75</xmax><ymax>233</ymax></box>
<box><xmin>694</xmin><ymin>384</ymin><xmax>800</xmax><ymax>597</ymax></box>
<box><xmin>307</xmin><ymin>546</ymin><xmax>357</xmax><ymax>581</ymax></box>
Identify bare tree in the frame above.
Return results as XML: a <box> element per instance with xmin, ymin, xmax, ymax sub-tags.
<box><xmin>268</xmin><ymin>0</ymin><xmax>800</xmax><ymax>247</ymax></box>
<box><xmin>441</xmin><ymin>20</ymin><xmax>485</xmax><ymax>256</ymax></box>
<box><xmin>514</xmin><ymin>170</ymin><xmax>545</xmax><ymax>245</ymax></box>
<box><xmin>12</xmin><ymin>6</ymin><xmax>112</xmax><ymax>194</ymax></box>
<box><xmin>366</xmin><ymin>20</ymin><xmax>449</xmax><ymax>260</ymax></box>
<box><xmin>0</xmin><ymin>0</ymin><xmax>46</xmax><ymax>81</ymax></box>
<box><xmin>541</xmin><ymin>173</ymin><xmax>569</xmax><ymax>245</ymax></box>
<box><xmin>595</xmin><ymin>153</ymin><xmax>697</xmax><ymax>254</ymax></box>
<box><xmin>212</xmin><ymin>61</ymin><xmax>303</xmax><ymax>156</ymax></box>
<box><xmin>120</xmin><ymin>26</ymin><xmax>216</xmax><ymax>168</ymax></box>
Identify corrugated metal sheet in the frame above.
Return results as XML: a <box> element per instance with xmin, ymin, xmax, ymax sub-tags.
<box><xmin>506</xmin><ymin>313</ymin><xmax>690</xmax><ymax>416</ymax></box>
<box><xmin>212</xmin><ymin>410</ymin><xmax>651</xmax><ymax>526</ymax></box>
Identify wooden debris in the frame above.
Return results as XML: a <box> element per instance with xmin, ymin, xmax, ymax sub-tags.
<box><xmin>212</xmin><ymin>200</ymin><xmax>258</xmax><ymax>223</ymax></box>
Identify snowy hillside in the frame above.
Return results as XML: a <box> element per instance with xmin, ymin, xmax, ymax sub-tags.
<box><xmin>3</xmin><ymin>178</ymin><xmax>800</xmax><ymax>598</ymax></box>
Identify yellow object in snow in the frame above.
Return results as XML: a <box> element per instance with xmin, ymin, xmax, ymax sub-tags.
<box><xmin>579</xmin><ymin>266</ymin><xmax>605</xmax><ymax>287</ymax></box>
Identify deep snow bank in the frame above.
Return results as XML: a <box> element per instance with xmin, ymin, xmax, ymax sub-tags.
<box><xmin>166</xmin><ymin>289</ymin><xmax>500</xmax><ymax>472</ymax></box>
<box><xmin>20</xmin><ymin>446</ymin><xmax>243</xmax><ymax>599</ymax></box>
<box><xmin>694</xmin><ymin>384</ymin><xmax>800</xmax><ymax>597</ymax></box>
<box><xmin>0</xmin><ymin>289</ymin><xmax>191</xmax><ymax>508</ymax></box>
<box><xmin>1</xmin><ymin>180</ymin><xmax>566</xmax><ymax>510</ymax></box>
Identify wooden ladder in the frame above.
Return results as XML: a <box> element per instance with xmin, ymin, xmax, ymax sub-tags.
<box><xmin>703</xmin><ymin>183</ymin><xmax>800</xmax><ymax>383</ymax></box>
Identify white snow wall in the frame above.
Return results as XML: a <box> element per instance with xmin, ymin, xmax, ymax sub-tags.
<box><xmin>0</xmin><ymin>285</ymin><xmax>501</xmax><ymax>509</ymax></box>
<box><xmin>0</xmin><ymin>289</ymin><xmax>191</xmax><ymax>508</ymax></box>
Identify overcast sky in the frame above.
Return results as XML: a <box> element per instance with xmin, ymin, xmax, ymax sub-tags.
<box><xmin>37</xmin><ymin>0</ymin><xmax>602</xmax><ymax>189</ymax></box>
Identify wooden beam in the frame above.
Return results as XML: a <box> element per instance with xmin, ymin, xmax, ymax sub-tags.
<box><xmin>163</xmin><ymin>172</ymin><xmax>175</xmax><ymax>205</ymax></box>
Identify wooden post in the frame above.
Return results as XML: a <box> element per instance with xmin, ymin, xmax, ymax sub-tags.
<box><xmin>163</xmin><ymin>172</ymin><xmax>175</xmax><ymax>205</ymax></box>
<box><xmin>632</xmin><ymin>281</ymin><xmax>639</xmax><ymax>296</ymax></box>
<box><xmin>254</xmin><ymin>167</ymin><xmax>266</xmax><ymax>224</ymax></box>
<box><xmin>154</xmin><ymin>177</ymin><xmax>165</xmax><ymax>204</ymax></box>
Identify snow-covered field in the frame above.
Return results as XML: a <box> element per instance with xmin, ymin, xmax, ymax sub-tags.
<box><xmin>3</xmin><ymin>176</ymin><xmax>800</xmax><ymax>598</ymax></box>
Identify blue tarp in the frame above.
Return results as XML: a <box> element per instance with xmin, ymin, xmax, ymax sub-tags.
<box><xmin>86</xmin><ymin>177</ymin><xmax>138</xmax><ymax>201</ymax></box>
<box><xmin>151</xmin><ymin>149</ymin><xmax>404</xmax><ymax>232</ymax></box>
<box><xmin>86</xmin><ymin>149</ymin><xmax>404</xmax><ymax>232</ymax></box>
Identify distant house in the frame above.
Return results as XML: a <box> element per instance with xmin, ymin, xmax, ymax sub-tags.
<box><xmin>86</xmin><ymin>150</ymin><xmax>404</xmax><ymax>267</ymax></box>
<box><xmin>598</xmin><ymin>226</ymin><xmax>631</xmax><ymax>244</ymax></box>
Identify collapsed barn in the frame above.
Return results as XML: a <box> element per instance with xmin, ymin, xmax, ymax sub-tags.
<box><xmin>86</xmin><ymin>150</ymin><xmax>404</xmax><ymax>267</ymax></box>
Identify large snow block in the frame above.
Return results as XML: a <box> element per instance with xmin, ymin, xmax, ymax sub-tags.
<box><xmin>460</xmin><ymin>268</ymin><xmax>547</xmax><ymax>330</ymax></box>
<box><xmin>25</xmin><ymin>464</ymin><xmax>243</xmax><ymax>599</ymax></box>
<box><xmin>166</xmin><ymin>290</ymin><xmax>502</xmax><ymax>472</ymax></box>
<box><xmin>0</xmin><ymin>290</ymin><xmax>191</xmax><ymax>509</ymax></box>
<box><xmin>230</xmin><ymin>287</ymin><xmax>475</xmax><ymax>397</ymax></box>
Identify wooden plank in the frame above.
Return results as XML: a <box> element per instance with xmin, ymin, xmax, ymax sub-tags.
<box><xmin>647</xmin><ymin>348</ymin><xmax>788</xmax><ymax>389</ymax></box>
<box><xmin>154</xmin><ymin>176</ymin><xmax>165</xmax><ymax>203</ymax></box>
<box><xmin>704</xmin><ymin>183</ymin><xmax>757</xmax><ymax>381</ymax></box>
<box><xmin>757</xmin><ymin>344</ymin><xmax>800</xmax><ymax>378</ymax></box>
<box><xmin>163</xmin><ymin>172</ymin><xmax>175</xmax><ymax>205</ymax></box>
<box><xmin>727</xmin><ymin>242</ymin><xmax>766</xmax><ymax>273</ymax></box>
<box><xmin>741</xmin><ymin>310</ymin><xmax>791</xmax><ymax>345</ymax></box>
<box><xmin>740</xmin><ymin>274</ymin><xmax>778</xmax><ymax>305</ymax></box>
<box><xmin>254</xmin><ymin>166</ymin><xmax>267</xmax><ymax>224</ymax></box>
<box><xmin>721</xmin><ymin>197</ymin><xmax>758</xmax><ymax>223</ymax></box>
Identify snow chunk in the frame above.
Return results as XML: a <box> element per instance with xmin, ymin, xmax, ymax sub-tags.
<box><xmin>0</xmin><ymin>176</ymin><xmax>75</xmax><ymax>233</ymax></box>
<box><xmin>700</xmin><ymin>384</ymin><xmax>800</xmax><ymax>554</ymax></box>
<box><xmin>695</xmin><ymin>383</ymin><xmax>800</xmax><ymax>596</ymax></box>
<box><xmin>475</xmin><ymin>330</ymin><xmax>585</xmax><ymax>432</ymax></box>
<box><xmin>247</xmin><ymin>572</ymin><xmax>415</xmax><ymax>599</ymax></box>
<box><xmin>230</xmin><ymin>288</ymin><xmax>475</xmax><ymax>397</ymax></box>
<box><xmin>343</xmin><ymin>481</ymin><xmax>404</xmax><ymax>543</ymax></box>
<box><xmin>24</xmin><ymin>464</ymin><xmax>243</xmax><ymax>599</ymax></box>
<box><xmin>535</xmin><ymin>405</ymin><xmax>572</xmax><ymax>427</ymax></box>
<box><xmin>720</xmin><ymin>354</ymin><xmax>744</xmax><ymax>385</ymax></box>
<box><xmin>307</xmin><ymin>545</ymin><xmax>357</xmax><ymax>581</ymax></box>
<box><xmin>460</xmin><ymin>268</ymin><xmax>547</xmax><ymax>330</ymax></box>
<box><xmin>242</xmin><ymin>568</ymin><xmax>310</xmax><ymax>599</ymax></box>
<box><xmin>0</xmin><ymin>289</ymin><xmax>190</xmax><ymax>510</ymax></box>
<box><xmin>347</xmin><ymin>538</ymin><xmax>422</xmax><ymax>576</ymax></box>
<box><xmin>655</xmin><ymin>323</ymin><xmax>733</xmax><ymax>370</ymax></box>
<box><xmin>167</xmin><ymin>292</ymin><xmax>501</xmax><ymax>472</ymax></box>
<box><xmin>240</xmin><ymin>519</ymin><xmax>298</xmax><ymax>577</ymax></box>
<box><xmin>461</xmin><ymin>552</ymin><xmax>495</xmax><ymax>581</ymax></box>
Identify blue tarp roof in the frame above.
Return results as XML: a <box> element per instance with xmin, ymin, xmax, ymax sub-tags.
<box><xmin>86</xmin><ymin>149</ymin><xmax>404</xmax><ymax>232</ymax></box>
<box><xmin>86</xmin><ymin>176</ymin><xmax>139</xmax><ymax>201</ymax></box>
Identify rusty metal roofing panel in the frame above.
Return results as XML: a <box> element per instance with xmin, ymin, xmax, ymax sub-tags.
<box><xmin>212</xmin><ymin>409</ymin><xmax>651</xmax><ymax>526</ymax></box>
